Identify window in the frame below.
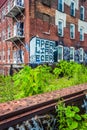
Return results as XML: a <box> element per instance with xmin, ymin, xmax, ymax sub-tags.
<box><xmin>80</xmin><ymin>27</ymin><xmax>84</xmax><ymax>41</ymax></box>
<box><xmin>70</xmin><ymin>0</ymin><xmax>75</xmax><ymax>16</ymax></box>
<box><xmin>79</xmin><ymin>48</ymin><xmax>83</xmax><ymax>62</ymax></box>
<box><xmin>8</xmin><ymin>49</ymin><xmax>10</xmax><ymax>63</ymax></box>
<box><xmin>80</xmin><ymin>6</ymin><xmax>84</xmax><ymax>20</ymax></box>
<box><xmin>16</xmin><ymin>0</ymin><xmax>24</xmax><ymax>6</ymax></box>
<box><xmin>70</xmin><ymin>24</ymin><xmax>75</xmax><ymax>39</ymax></box>
<box><xmin>19</xmin><ymin>49</ymin><xmax>24</xmax><ymax>63</ymax></box>
<box><xmin>70</xmin><ymin>47</ymin><xmax>74</xmax><ymax>61</ymax></box>
<box><xmin>58</xmin><ymin>0</ymin><xmax>64</xmax><ymax>12</ymax></box>
<box><xmin>58</xmin><ymin>45</ymin><xmax>63</xmax><ymax>61</ymax></box>
<box><xmin>17</xmin><ymin>22</ymin><xmax>24</xmax><ymax>36</ymax></box>
<box><xmin>14</xmin><ymin>22</ymin><xmax>24</xmax><ymax>36</ymax></box>
<box><xmin>58</xmin><ymin>20</ymin><xmax>64</xmax><ymax>37</ymax></box>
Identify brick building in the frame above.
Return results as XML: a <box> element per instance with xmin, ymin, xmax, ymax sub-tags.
<box><xmin>0</xmin><ymin>0</ymin><xmax>87</xmax><ymax>75</ymax></box>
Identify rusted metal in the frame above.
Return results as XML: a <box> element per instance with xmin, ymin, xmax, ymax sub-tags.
<box><xmin>0</xmin><ymin>84</ymin><xmax>87</xmax><ymax>129</ymax></box>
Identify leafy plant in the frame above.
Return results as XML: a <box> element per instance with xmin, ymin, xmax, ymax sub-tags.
<box><xmin>13</xmin><ymin>65</ymin><xmax>53</xmax><ymax>99</ymax></box>
<box><xmin>1</xmin><ymin>61</ymin><xmax>87</xmax><ymax>102</ymax></box>
<box><xmin>56</xmin><ymin>101</ymin><xmax>87</xmax><ymax>130</ymax></box>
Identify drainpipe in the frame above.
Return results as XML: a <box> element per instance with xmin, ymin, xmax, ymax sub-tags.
<box><xmin>24</xmin><ymin>0</ymin><xmax>30</xmax><ymax>64</ymax></box>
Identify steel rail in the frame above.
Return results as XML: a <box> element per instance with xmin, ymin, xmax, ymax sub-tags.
<box><xmin>0</xmin><ymin>84</ymin><xmax>87</xmax><ymax>129</ymax></box>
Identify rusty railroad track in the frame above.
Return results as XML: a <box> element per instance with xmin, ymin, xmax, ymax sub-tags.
<box><xmin>0</xmin><ymin>84</ymin><xmax>87</xmax><ymax>129</ymax></box>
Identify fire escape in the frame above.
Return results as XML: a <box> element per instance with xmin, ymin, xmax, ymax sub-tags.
<box><xmin>5</xmin><ymin>0</ymin><xmax>25</xmax><ymax>66</ymax></box>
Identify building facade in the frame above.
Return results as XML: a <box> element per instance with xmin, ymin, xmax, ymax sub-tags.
<box><xmin>0</xmin><ymin>0</ymin><xmax>87</xmax><ymax>75</ymax></box>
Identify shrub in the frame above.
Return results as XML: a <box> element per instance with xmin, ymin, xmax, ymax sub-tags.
<box><xmin>56</xmin><ymin>101</ymin><xmax>87</xmax><ymax>130</ymax></box>
<box><xmin>13</xmin><ymin>65</ymin><xmax>53</xmax><ymax>99</ymax></box>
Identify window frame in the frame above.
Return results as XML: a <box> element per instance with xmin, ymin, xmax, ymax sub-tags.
<box><xmin>70</xmin><ymin>24</ymin><xmax>75</xmax><ymax>39</ymax></box>
<box><xmin>80</xmin><ymin>6</ymin><xmax>85</xmax><ymax>21</ymax></box>
<box><xmin>58</xmin><ymin>0</ymin><xmax>64</xmax><ymax>12</ymax></box>
<box><xmin>57</xmin><ymin>45</ymin><xmax>63</xmax><ymax>62</ymax></box>
<box><xmin>70</xmin><ymin>0</ymin><xmax>75</xmax><ymax>17</ymax></box>
<box><xmin>70</xmin><ymin>47</ymin><xmax>74</xmax><ymax>61</ymax></box>
<box><xmin>58</xmin><ymin>20</ymin><xmax>64</xmax><ymax>37</ymax></box>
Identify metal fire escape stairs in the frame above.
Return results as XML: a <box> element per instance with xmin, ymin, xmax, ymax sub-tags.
<box><xmin>5</xmin><ymin>0</ymin><xmax>26</xmax><ymax>49</ymax></box>
<box><xmin>4</xmin><ymin>0</ymin><xmax>30</xmax><ymax>69</ymax></box>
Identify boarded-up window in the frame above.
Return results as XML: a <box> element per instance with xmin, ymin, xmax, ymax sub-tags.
<box><xmin>43</xmin><ymin>14</ymin><xmax>50</xmax><ymax>22</ymax></box>
<box><xmin>43</xmin><ymin>14</ymin><xmax>50</xmax><ymax>32</ymax></box>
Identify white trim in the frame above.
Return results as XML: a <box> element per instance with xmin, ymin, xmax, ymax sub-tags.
<box><xmin>70</xmin><ymin>24</ymin><xmax>75</xmax><ymax>39</ymax></box>
<box><xmin>57</xmin><ymin>45</ymin><xmax>63</xmax><ymax>62</ymax></box>
<box><xmin>55</xmin><ymin>10</ymin><xmax>66</xmax><ymax>27</ymax></box>
<box><xmin>70</xmin><ymin>47</ymin><xmax>74</xmax><ymax>61</ymax></box>
<box><xmin>64</xmin><ymin>0</ymin><xmax>79</xmax><ymax>10</ymax></box>
<box><xmin>78</xmin><ymin>19</ymin><xmax>87</xmax><ymax>34</ymax></box>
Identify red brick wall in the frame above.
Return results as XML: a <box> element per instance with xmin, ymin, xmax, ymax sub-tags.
<box><xmin>0</xmin><ymin>0</ymin><xmax>87</xmax><ymax>75</ymax></box>
<box><xmin>30</xmin><ymin>0</ymin><xmax>87</xmax><ymax>50</ymax></box>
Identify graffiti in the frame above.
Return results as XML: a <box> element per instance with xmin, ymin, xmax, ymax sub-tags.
<box><xmin>63</xmin><ymin>46</ymin><xmax>70</xmax><ymax>61</ymax></box>
<box><xmin>30</xmin><ymin>37</ymin><xmax>55</xmax><ymax>63</ymax></box>
<box><xmin>84</xmin><ymin>52</ymin><xmax>87</xmax><ymax>64</ymax></box>
<box><xmin>74</xmin><ymin>49</ymin><xmax>80</xmax><ymax>63</ymax></box>
<box><xmin>30</xmin><ymin>37</ymin><xmax>87</xmax><ymax>64</ymax></box>
<box><xmin>82</xmin><ymin>95</ymin><xmax>87</xmax><ymax>113</ymax></box>
<box><xmin>8</xmin><ymin>115</ymin><xmax>57</xmax><ymax>130</ymax></box>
